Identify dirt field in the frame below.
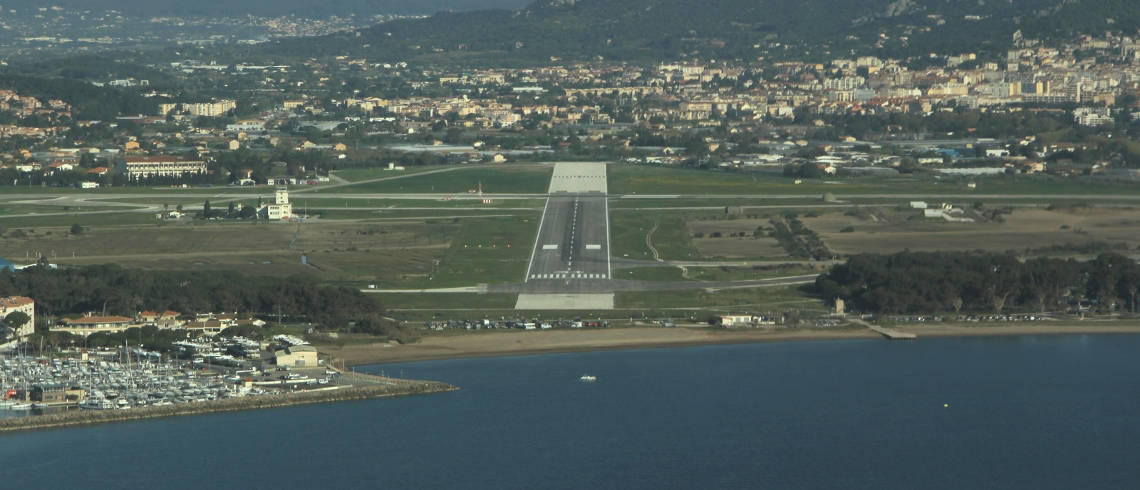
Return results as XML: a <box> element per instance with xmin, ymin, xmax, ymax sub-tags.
<box><xmin>685</xmin><ymin>217</ymin><xmax>787</xmax><ymax>258</ymax></box>
<box><xmin>804</xmin><ymin>206</ymin><xmax>1140</xmax><ymax>254</ymax></box>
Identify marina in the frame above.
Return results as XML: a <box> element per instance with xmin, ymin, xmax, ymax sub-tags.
<box><xmin>0</xmin><ymin>337</ymin><xmax>454</xmax><ymax>429</ymax></box>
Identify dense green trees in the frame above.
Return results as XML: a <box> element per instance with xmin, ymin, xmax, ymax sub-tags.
<box><xmin>0</xmin><ymin>264</ymin><xmax>382</xmax><ymax>329</ymax></box>
<box><xmin>0</xmin><ymin>74</ymin><xmax>157</xmax><ymax>120</ymax></box>
<box><xmin>814</xmin><ymin>252</ymin><xmax>1140</xmax><ymax>315</ymax></box>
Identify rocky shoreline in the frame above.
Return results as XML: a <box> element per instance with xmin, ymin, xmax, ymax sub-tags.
<box><xmin>0</xmin><ymin>379</ymin><xmax>458</xmax><ymax>433</ymax></box>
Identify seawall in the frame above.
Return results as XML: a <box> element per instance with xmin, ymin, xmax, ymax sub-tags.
<box><xmin>0</xmin><ymin>380</ymin><xmax>458</xmax><ymax>433</ymax></box>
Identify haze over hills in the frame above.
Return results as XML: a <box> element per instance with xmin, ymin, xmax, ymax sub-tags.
<box><xmin>264</xmin><ymin>0</ymin><xmax>1140</xmax><ymax>63</ymax></box>
<box><xmin>0</xmin><ymin>0</ymin><xmax>531</xmax><ymax>17</ymax></box>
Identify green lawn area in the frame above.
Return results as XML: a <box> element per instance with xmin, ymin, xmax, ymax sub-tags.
<box><xmin>292</xmin><ymin>197</ymin><xmax>545</xmax><ymax>209</ymax></box>
<box><xmin>612</xmin><ymin>267</ymin><xmax>687</xmax><ymax>281</ymax></box>
<box><xmin>311</xmin><ymin>209</ymin><xmax>535</xmax><ymax>220</ymax></box>
<box><xmin>373</xmin><ymin>293</ymin><xmax>519</xmax><ymax>310</ymax></box>
<box><xmin>332</xmin><ymin>166</ymin><xmax>452</xmax><ymax>182</ymax></box>
<box><xmin>390</xmin><ymin>215</ymin><xmax>539</xmax><ymax>288</ymax></box>
<box><xmin>614</xmin><ymin>263</ymin><xmax>820</xmax><ymax>282</ymax></box>
<box><xmin>334</xmin><ymin>165</ymin><xmax>553</xmax><ymax>194</ymax></box>
<box><xmin>608</xmin><ymin>197</ymin><xmax>834</xmax><ymax>209</ymax></box>
<box><xmin>609</xmin><ymin>211</ymin><xmax>697</xmax><ymax>261</ymax></box>
<box><xmin>607</xmin><ymin>165</ymin><xmax>1140</xmax><ymax>196</ymax></box>
<box><xmin>0</xmin><ymin>211</ymin><xmax>159</xmax><ymax>228</ymax></box>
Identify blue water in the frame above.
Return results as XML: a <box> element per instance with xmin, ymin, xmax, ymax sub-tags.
<box><xmin>2</xmin><ymin>335</ymin><xmax>1139</xmax><ymax>489</ymax></box>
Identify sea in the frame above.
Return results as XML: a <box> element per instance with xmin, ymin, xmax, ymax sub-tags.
<box><xmin>1</xmin><ymin>334</ymin><xmax>1139</xmax><ymax>489</ymax></box>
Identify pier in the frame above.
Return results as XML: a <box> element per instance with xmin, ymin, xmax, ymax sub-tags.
<box><xmin>849</xmin><ymin>319</ymin><xmax>917</xmax><ymax>340</ymax></box>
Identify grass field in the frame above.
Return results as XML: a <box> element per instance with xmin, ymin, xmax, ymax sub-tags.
<box><xmin>287</xmin><ymin>198</ymin><xmax>545</xmax><ymax>209</ymax></box>
<box><xmin>610</xmin><ymin>210</ymin><xmax>806</xmax><ymax>261</ymax></box>
<box><xmin>609</xmin><ymin>211</ymin><xmax>697</xmax><ymax>261</ymax></box>
<box><xmin>332</xmin><ymin>166</ymin><xmax>454</xmax><ymax>182</ymax></box>
<box><xmin>0</xmin><ymin>220</ymin><xmax>457</xmax><ymax>280</ymax></box>
<box><xmin>0</xmin><ymin>212</ymin><xmax>159</xmax><ymax>228</ymax></box>
<box><xmin>334</xmin><ymin>165</ymin><xmax>552</xmax><ymax>194</ymax></box>
<box><xmin>403</xmin><ymin>215</ymin><xmax>539</xmax><ymax>288</ymax></box>
<box><xmin>372</xmin><ymin>293</ymin><xmax>520</xmax><ymax>310</ymax></box>
<box><xmin>803</xmin><ymin>205</ymin><xmax>1140</xmax><ymax>255</ymax></box>
<box><xmin>607</xmin><ymin>165</ymin><xmax>1140</xmax><ymax>196</ymax></box>
<box><xmin>613</xmin><ymin>263</ymin><xmax>820</xmax><ymax>282</ymax></box>
<box><xmin>615</xmin><ymin>285</ymin><xmax>821</xmax><ymax>311</ymax></box>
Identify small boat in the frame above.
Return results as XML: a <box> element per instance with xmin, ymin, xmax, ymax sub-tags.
<box><xmin>9</xmin><ymin>403</ymin><xmax>32</xmax><ymax>410</ymax></box>
<box><xmin>32</xmin><ymin>403</ymin><xmax>50</xmax><ymax>409</ymax></box>
<box><xmin>579</xmin><ymin>375</ymin><xmax>597</xmax><ymax>382</ymax></box>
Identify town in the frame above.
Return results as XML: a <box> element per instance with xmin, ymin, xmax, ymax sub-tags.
<box><xmin>3</xmin><ymin>30</ymin><xmax>1140</xmax><ymax>188</ymax></box>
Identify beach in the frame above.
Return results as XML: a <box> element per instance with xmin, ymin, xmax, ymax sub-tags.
<box><xmin>319</xmin><ymin>322</ymin><xmax>1140</xmax><ymax>366</ymax></box>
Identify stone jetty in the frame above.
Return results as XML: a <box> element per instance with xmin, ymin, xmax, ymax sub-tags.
<box><xmin>0</xmin><ymin>379</ymin><xmax>458</xmax><ymax>433</ymax></box>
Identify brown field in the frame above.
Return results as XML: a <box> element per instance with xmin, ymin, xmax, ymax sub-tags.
<box><xmin>685</xmin><ymin>217</ymin><xmax>788</xmax><ymax>258</ymax></box>
<box><xmin>804</xmin><ymin>206</ymin><xmax>1140</xmax><ymax>254</ymax></box>
<box><xmin>0</xmin><ymin>221</ymin><xmax>453</xmax><ymax>282</ymax></box>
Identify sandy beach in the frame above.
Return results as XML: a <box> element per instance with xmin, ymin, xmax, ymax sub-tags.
<box><xmin>318</xmin><ymin>322</ymin><xmax>1140</xmax><ymax>366</ymax></box>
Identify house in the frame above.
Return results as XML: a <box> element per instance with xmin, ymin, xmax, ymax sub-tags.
<box><xmin>717</xmin><ymin>314</ymin><xmax>756</xmax><ymax>327</ymax></box>
<box><xmin>0</xmin><ymin>296</ymin><xmax>35</xmax><ymax>338</ymax></box>
<box><xmin>274</xmin><ymin>345</ymin><xmax>318</xmax><ymax>367</ymax></box>
<box><xmin>55</xmin><ymin>315</ymin><xmax>134</xmax><ymax>336</ymax></box>
<box><xmin>138</xmin><ymin>310</ymin><xmax>182</xmax><ymax>328</ymax></box>
<box><xmin>87</xmin><ymin>166</ymin><xmax>110</xmax><ymax>176</ymax></box>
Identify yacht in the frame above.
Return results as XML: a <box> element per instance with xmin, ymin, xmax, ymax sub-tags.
<box><xmin>579</xmin><ymin>375</ymin><xmax>597</xmax><ymax>382</ymax></box>
<box><xmin>79</xmin><ymin>399</ymin><xmax>116</xmax><ymax>410</ymax></box>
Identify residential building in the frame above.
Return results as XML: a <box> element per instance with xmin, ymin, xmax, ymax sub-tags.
<box><xmin>121</xmin><ymin>156</ymin><xmax>207</xmax><ymax>179</ymax></box>
<box><xmin>0</xmin><ymin>296</ymin><xmax>35</xmax><ymax>338</ymax></box>
<box><xmin>55</xmin><ymin>316</ymin><xmax>135</xmax><ymax>336</ymax></box>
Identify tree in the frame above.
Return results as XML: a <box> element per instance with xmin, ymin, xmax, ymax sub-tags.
<box><xmin>4</xmin><ymin>311</ymin><xmax>30</xmax><ymax>333</ymax></box>
<box><xmin>203</xmin><ymin>200</ymin><xmax>212</xmax><ymax>218</ymax></box>
<box><xmin>70</xmin><ymin>223</ymin><xmax>84</xmax><ymax>235</ymax></box>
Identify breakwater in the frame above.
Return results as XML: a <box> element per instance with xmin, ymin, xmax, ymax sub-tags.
<box><xmin>0</xmin><ymin>379</ymin><xmax>458</xmax><ymax>433</ymax></box>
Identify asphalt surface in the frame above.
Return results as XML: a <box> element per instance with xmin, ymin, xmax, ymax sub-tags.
<box><xmin>519</xmin><ymin>162</ymin><xmax>613</xmax><ymax>294</ymax></box>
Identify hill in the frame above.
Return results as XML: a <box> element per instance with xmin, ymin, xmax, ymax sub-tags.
<box><xmin>263</xmin><ymin>0</ymin><xmax>1140</xmax><ymax>64</ymax></box>
<box><xmin>0</xmin><ymin>0</ymin><xmax>530</xmax><ymax>17</ymax></box>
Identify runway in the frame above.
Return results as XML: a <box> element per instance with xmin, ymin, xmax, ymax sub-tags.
<box><xmin>520</xmin><ymin>162</ymin><xmax>613</xmax><ymax>298</ymax></box>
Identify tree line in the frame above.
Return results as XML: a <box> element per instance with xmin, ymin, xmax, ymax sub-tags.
<box><xmin>813</xmin><ymin>252</ymin><xmax>1140</xmax><ymax>315</ymax></box>
<box><xmin>0</xmin><ymin>264</ymin><xmax>381</xmax><ymax>329</ymax></box>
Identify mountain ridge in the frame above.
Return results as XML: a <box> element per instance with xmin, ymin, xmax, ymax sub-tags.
<box><xmin>261</xmin><ymin>0</ymin><xmax>1140</xmax><ymax>64</ymax></box>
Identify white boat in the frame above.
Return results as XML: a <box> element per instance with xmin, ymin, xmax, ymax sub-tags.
<box><xmin>579</xmin><ymin>375</ymin><xmax>597</xmax><ymax>382</ymax></box>
<box><xmin>79</xmin><ymin>399</ymin><xmax>115</xmax><ymax>410</ymax></box>
<box><xmin>9</xmin><ymin>403</ymin><xmax>32</xmax><ymax>410</ymax></box>
<box><xmin>32</xmin><ymin>403</ymin><xmax>50</xmax><ymax>409</ymax></box>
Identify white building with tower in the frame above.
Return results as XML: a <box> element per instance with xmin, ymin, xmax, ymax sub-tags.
<box><xmin>258</xmin><ymin>187</ymin><xmax>293</xmax><ymax>220</ymax></box>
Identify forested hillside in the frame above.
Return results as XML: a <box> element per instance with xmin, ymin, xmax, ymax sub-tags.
<box><xmin>0</xmin><ymin>0</ymin><xmax>530</xmax><ymax>16</ymax></box>
<box><xmin>264</xmin><ymin>0</ymin><xmax>1140</xmax><ymax>64</ymax></box>
<box><xmin>0</xmin><ymin>74</ymin><xmax>157</xmax><ymax>120</ymax></box>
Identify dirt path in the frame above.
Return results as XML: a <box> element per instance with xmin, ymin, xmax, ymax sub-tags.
<box><xmin>646</xmin><ymin>220</ymin><xmax>662</xmax><ymax>262</ymax></box>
